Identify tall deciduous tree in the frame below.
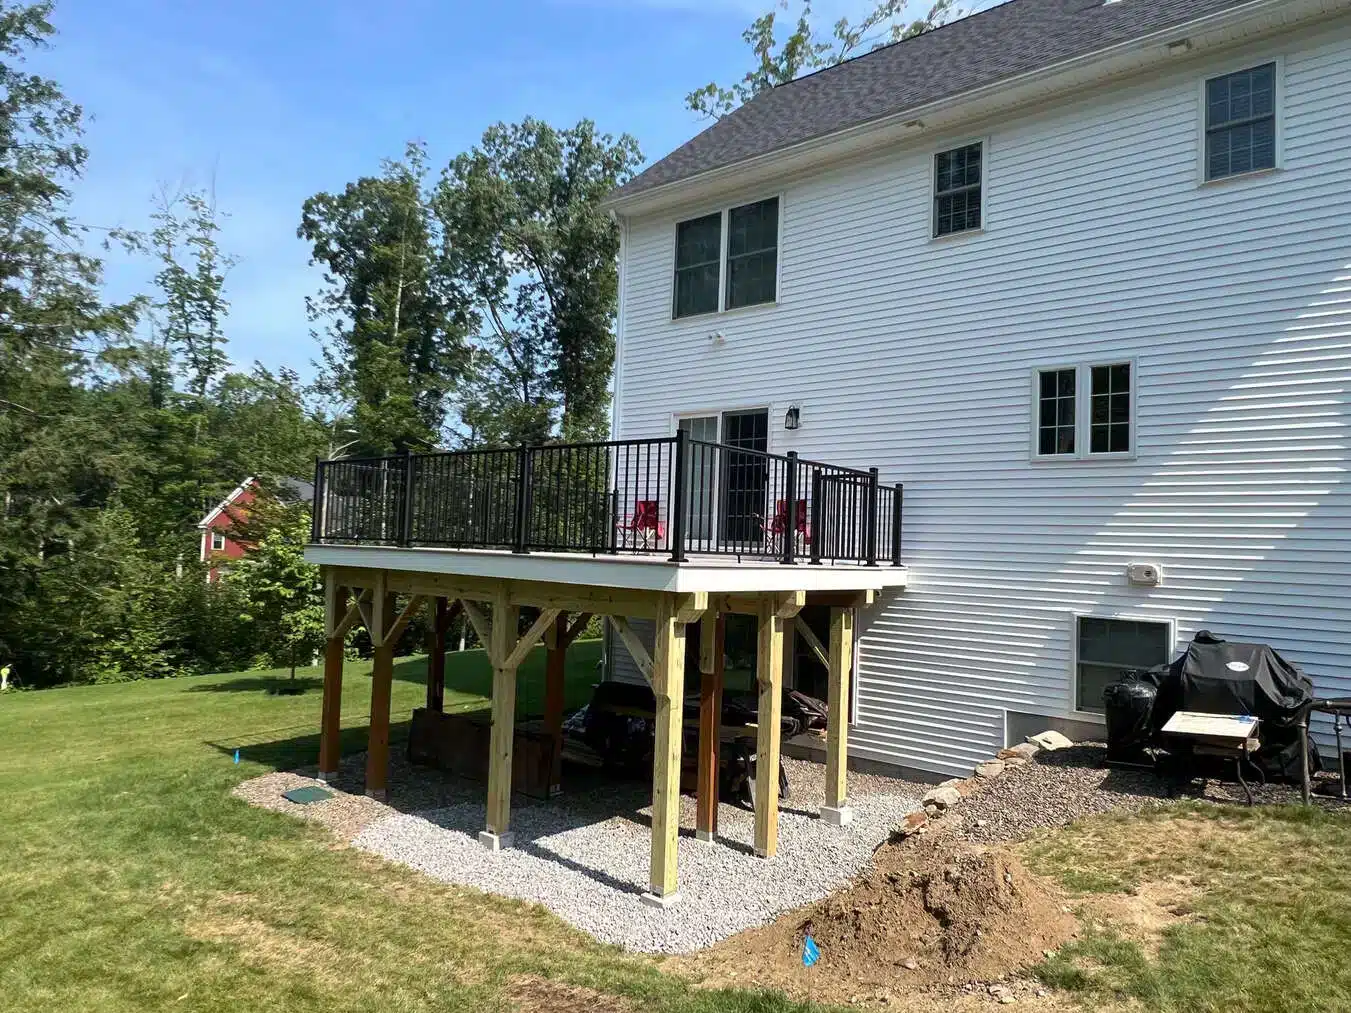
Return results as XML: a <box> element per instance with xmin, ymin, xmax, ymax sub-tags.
<box><xmin>686</xmin><ymin>0</ymin><xmax>963</xmax><ymax>119</ymax></box>
<box><xmin>300</xmin><ymin>142</ymin><xmax>470</xmax><ymax>457</ymax></box>
<box><xmin>435</xmin><ymin>118</ymin><xmax>641</xmax><ymax>446</ymax></box>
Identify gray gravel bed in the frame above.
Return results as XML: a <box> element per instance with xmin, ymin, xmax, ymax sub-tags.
<box><xmin>350</xmin><ymin>756</ymin><xmax>923</xmax><ymax>954</ymax></box>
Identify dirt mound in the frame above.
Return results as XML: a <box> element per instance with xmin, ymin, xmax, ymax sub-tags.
<box><xmin>677</xmin><ymin>826</ymin><xmax>1077</xmax><ymax>1003</ymax></box>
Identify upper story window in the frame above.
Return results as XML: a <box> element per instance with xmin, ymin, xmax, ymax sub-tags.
<box><xmin>1204</xmin><ymin>62</ymin><xmax>1277</xmax><ymax>181</ymax></box>
<box><xmin>211</xmin><ymin>531</ymin><xmax>227</xmax><ymax>551</ymax></box>
<box><xmin>1032</xmin><ymin>360</ymin><xmax>1134</xmax><ymax>460</ymax></box>
<box><xmin>673</xmin><ymin>197</ymin><xmax>779</xmax><ymax>318</ymax></box>
<box><xmin>933</xmin><ymin>142</ymin><xmax>983</xmax><ymax>238</ymax></box>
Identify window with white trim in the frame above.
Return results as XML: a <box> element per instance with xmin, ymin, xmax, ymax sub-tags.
<box><xmin>1076</xmin><ymin>616</ymin><xmax>1172</xmax><ymax>714</ymax></box>
<box><xmin>211</xmin><ymin>531</ymin><xmax>227</xmax><ymax>551</ymax></box>
<box><xmin>673</xmin><ymin>197</ymin><xmax>779</xmax><ymax>318</ymax></box>
<box><xmin>1204</xmin><ymin>63</ymin><xmax>1277</xmax><ymax>182</ymax></box>
<box><xmin>1032</xmin><ymin>361</ymin><xmax>1134</xmax><ymax>460</ymax></box>
<box><xmin>933</xmin><ymin>142</ymin><xmax>983</xmax><ymax>237</ymax></box>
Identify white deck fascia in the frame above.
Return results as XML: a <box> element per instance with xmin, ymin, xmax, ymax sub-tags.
<box><xmin>304</xmin><ymin>543</ymin><xmax>908</xmax><ymax>594</ymax></box>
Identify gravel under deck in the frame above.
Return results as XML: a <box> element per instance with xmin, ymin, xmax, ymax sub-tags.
<box><xmin>237</xmin><ymin>755</ymin><xmax>924</xmax><ymax>953</ymax></box>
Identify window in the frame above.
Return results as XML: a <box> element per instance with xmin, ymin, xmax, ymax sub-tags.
<box><xmin>1205</xmin><ymin>63</ymin><xmax>1277</xmax><ymax>181</ymax></box>
<box><xmin>211</xmin><ymin>531</ymin><xmax>226</xmax><ymax>551</ymax></box>
<box><xmin>1037</xmin><ymin>368</ymin><xmax>1077</xmax><ymax>456</ymax></box>
<box><xmin>1032</xmin><ymin>361</ymin><xmax>1134</xmax><ymax>460</ymax></box>
<box><xmin>933</xmin><ymin>142</ymin><xmax>983</xmax><ymax>237</ymax></box>
<box><xmin>673</xmin><ymin>198</ymin><xmax>779</xmax><ymax>318</ymax></box>
<box><xmin>675</xmin><ymin>409</ymin><xmax>769</xmax><ymax>548</ymax></box>
<box><xmin>1076</xmin><ymin>616</ymin><xmax>1172</xmax><ymax>714</ymax></box>
<box><xmin>673</xmin><ymin>213</ymin><xmax>721</xmax><ymax>318</ymax></box>
<box><xmin>726</xmin><ymin>198</ymin><xmax>779</xmax><ymax>310</ymax></box>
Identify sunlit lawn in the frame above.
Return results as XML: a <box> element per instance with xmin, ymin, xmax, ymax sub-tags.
<box><xmin>0</xmin><ymin>642</ymin><xmax>819</xmax><ymax>1013</ymax></box>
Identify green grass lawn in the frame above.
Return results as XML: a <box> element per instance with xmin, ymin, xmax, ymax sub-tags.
<box><xmin>0</xmin><ymin>642</ymin><xmax>818</xmax><ymax>1013</ymax></box>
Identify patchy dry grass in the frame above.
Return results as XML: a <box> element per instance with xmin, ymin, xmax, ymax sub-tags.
<box><xmin>1021</xmin><ymin>804</ymin><xmax>1351</xmax><ymax>1013</ymax></box>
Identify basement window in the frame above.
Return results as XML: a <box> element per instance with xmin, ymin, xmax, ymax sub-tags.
<box><xmin>1075</xmin><ymin>616</ymin><xmax>1173</xmax><ymax>714</ymax></box>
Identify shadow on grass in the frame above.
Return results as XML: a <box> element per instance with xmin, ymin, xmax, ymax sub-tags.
<box><xmin>188</xmin><ymin>675</ymin><xmax>325</xmax><ymax>695</ymax></box>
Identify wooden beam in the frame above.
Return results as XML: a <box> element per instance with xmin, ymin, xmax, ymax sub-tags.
<box><xmin>332</xmin><ymin>587</ymin><xmax>372</xmax><ymax>640</ymax></box>
<box><xmin>379</xmin><ymin>593</ymin><xmax>426</xmax><ymax>648</ymax></box>
<box><xmin>806</xmin><ymin>589</ymin><xmax>876</xmax><ymax>609</ymax></box>
<box><xmin>365</xmin><ymin>591</ymin><xmax>396</xmax><ymax>801</ymax></box>
<box><xmin>561</xmin><ymin>613</ymin><xmax>592</xmax><ymax>648</ymax></box>
<box><xmin>484</xmin><ymin>591</ymin><xmax>521</xmax><ymax>846</ymax></box>
<box><xmin>696</xmin><ymin>612</ymin><xmax>724</xmax><ymax>842</ymax></box>
<box><xmin>674</xmin><ymin>592</ymin><xmax>709</xmax><ymax>625</ymax></box>
<box><xmin>710</xmin><ymin>589</ymin><xmax>804</xmax><ymax>618</ymax></box>
<box><xmin>794</xmin><ymin>615</ymin><xmax>829</xmax><ymax>669</ymax></box>
<box><xmin>502</xmin><ymin>608</ymin><xmax>562</xmax><ymax>671</ymax></box>
<box><xmin>426</xmin><ymin>597</ymin><xmax>448</xmax><ymax>713</ymax></box>
<box><xmin>460</xmin><ymin>599</ymin><xmax>493</xmax><ymax>661</ymax></box>
<box><xmin>608</xmin><ymin>615</ymin><xmax>653</xmax><ymax>684</ymax></box>
<box><xmin>647</xmin><ymin>593</ymin><xmax>687</xmax><ymax>904</ymax></box>
<box><xmin>824</xmin><ymin>606</ymin><xmax>855</xmax><ymax>824</ymax></box>
<box><xmin>544</xmin><ymin>613</ymin><xmax>567</xmax><ymax>797</ymax></box>
<box><xmin>317</xmin><ymin>582</ymin><xmax>348</xmax><ymax>780</ymax></box>
<box><xmin>754</xmin><ymin>597</ymin><xmax>785</xmax><ymax>858</ymax></box>
<box><xmin>323</xmin><ymin>568</ymin><xmax>341</xmax><ymax>636</ymax></box>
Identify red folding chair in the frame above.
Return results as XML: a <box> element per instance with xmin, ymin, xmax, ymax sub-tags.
<box><xmin>765</xmin><ymin>498</ymin><xmax>810</xmax><ymax>555</ymax></box>
<box><xmin>619</xmin><ymin>499</ymin><xmax>666</xmax><ymax>549</ymax></box>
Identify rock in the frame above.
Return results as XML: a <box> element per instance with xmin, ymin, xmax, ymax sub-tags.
<box><xmin>999</xmin><ymin>996</ymin><xmax>1017</xmax><ymax>1005</ymax></box>
<box><xmin>975</xmin><ymin>760</ymin><xmax>1006</xmax><ymax>779</ymax></box>
<box><xmin>922</xmin><ymin>785</ymin><xmax>962</xmax><ymax>809</ymax></box>
<box><xmin>1026</xmin><ymin>730</ymin><xmax>1073</xmax><ymax>751</ymax></box>
<box><xmin>898</xmin><ymin>811</ymin><xmax>928</xmax><ymax>836</ymax></box>
<box><xmin>940</xmin><ymin>777</ymin><xmax>966</xmax><ymax>789</ymax></box>
<box><xmin>902</xmin><ymin>958</ymin><xmax>919</xmax><ymax>971</ymax></box>
<box><xmin>1001</xmin><ymin>755</ymin><xmax>1029</xmax><ymax>768</ymax></box>
<box><xmin>1001</xmin><ymin>741</ymin><xmax>1040</xmax><ymax>760</ymax></box>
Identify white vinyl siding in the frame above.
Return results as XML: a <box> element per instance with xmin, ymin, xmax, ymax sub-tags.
<box><xmin>613</xmin><ymin>18</ymin><xmax>1351</xmax><ymax>776</ymax></box>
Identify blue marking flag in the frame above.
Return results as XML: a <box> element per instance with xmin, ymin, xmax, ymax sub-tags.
<box><xmin>802</xmin><ymin>934</ymin><xmax>820</xmax><ymax>968</ymax></box>
<box><xmin>233</xmin><ymin>749</ymin><xmax>240</xmax><ymax>764</ymax></box>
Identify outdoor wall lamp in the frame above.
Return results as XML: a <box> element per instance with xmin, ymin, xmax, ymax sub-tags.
<box><xmin>784</xmin><ymin>405</ymin><xmax>802</xmax><ymax>431</ymax></box>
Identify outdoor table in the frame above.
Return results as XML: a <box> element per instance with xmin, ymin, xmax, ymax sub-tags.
<box><xmin>1160</xmin><ymin>711</ymin><xmax>1262</xmax><ymax>804</ymax></box>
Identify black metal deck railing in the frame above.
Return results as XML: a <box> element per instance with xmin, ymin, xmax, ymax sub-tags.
<box><xmin>311</xmin><ymin>432</ymin><xmax>903</xmax><ymax>566</ymax></box>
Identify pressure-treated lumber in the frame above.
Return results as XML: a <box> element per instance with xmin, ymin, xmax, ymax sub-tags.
<box><xmin>502</xmin><ymin>608</ymin><xmax>561</xmax><ymax>671</ymax></box>
<box><xmin>794</xmin><ymin>615</ymin><xmax>829</xmax><ymax>669</ymax></box>
<box><xmin>365</xmin><ymin>591</ymin><xmax>396</xmax><ymax>800</ymax></box>
<box><xmin>485</xmin><ymin>592</ymin><xmax>521</xmax><ymax>842</ymax></box>
<box><xmin>426</xmin><ymin>597</ymin><xmax>449</xmax><ymax>713</ymax></box>
<box><xmin>695</xmin><ymin>612</ymin><xmax>724</xmax><ymax>842</ymax></box>
<box><xmin>754</xmin><ymin>597</ymin><xmax>785</xmax><ymax>858</ymax></box>
<box><xmin>317</xmin><ymin>580</ymin><xmax>348</xmax><ymax>781</ymax></box>
<box><xmin>823</xmin><ymin>606</ymin><xmax>855</xmax><ymax>824</ymax></box>
<box><xmin>608</xmin><ymin>615</ymin><xmax>653</xmax><ymax>684</ymax></box>
<box><xmin>647</xmin><ymin>593</ymin><xmax>687</xmax><ymax>902</ymax></box>
<box><xmin>460</xmin><ymin>598</ymin><xmax>492</xmax><ymax>654</ymax></box>
<box><xmin>544</xmin><ymin>614</ymin><xmax>568</xmax><ymax>796</ymax></box>
<box><xmin>709</xmin><ymin>590</ymin><xmax>804</xmax><ymax>618</ymax></box>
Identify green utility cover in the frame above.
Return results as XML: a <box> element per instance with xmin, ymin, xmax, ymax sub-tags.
<box><xmin>282</xmin><ymin>786</ymin><xmax>334</xmax><ymax>805</ymax></box>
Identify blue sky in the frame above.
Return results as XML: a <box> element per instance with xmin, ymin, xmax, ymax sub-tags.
<box><xmin>35</xmin><ymin>0</ymin><xmax>923</xmax><ymax>377</ymax></box>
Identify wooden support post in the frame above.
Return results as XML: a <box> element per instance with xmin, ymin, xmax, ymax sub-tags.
<box><xmin>754</xmin><ymin>597</ymin><xmax>785</xmax><ymax>858</ymax></box>
<box><xmin>695</xmin><ymin>612</ymin><xmax>724</xmax><ymax>843</ymax></box>
<box><xmin>365</xmin><ymin>588</ymin><xmax>396</xmax><ymax>801</ymax></box>
<box><xmin>317</xmin><ymin>573</ymin><xmax>346</xmax><ymax>782</ymax></box>
<box><xmin>544</xmin><ymin>612</ymin><xmax>568</xmax><ymax>797</ymax></box>
<box><xmin>481</xmin><ymin>592</ymin><xmax>520</xmax><ymax>851</ymax></box>
<box><xmin>427</xmin><ymin>596</ymin><xmax>448</xmax><ymax>713</ymax></box>
<box><xmin>644</xmin><ymin>593</ymin><xmax>687</xmax><ymax>907</ymax></box>
<box><xmin>822</xmin><ymin>606</ymin><xmax>855</xmax><ymax>826</ymax></box>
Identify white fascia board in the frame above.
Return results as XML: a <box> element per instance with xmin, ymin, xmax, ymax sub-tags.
<box><xmin>304</xmin><ymin>543</ymin><xmax>908</xmax><ymax>594</ymax></box>
<box><xmin>198</xmin><ymin>476</ymin><xmax>256</xmax><ymax>529</ymax></box>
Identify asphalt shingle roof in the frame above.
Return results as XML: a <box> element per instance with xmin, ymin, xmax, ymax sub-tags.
<box><xmin>613</xmin><ymin>0</ymin><xmax>1256</xmax><ymax>201</ymax></box>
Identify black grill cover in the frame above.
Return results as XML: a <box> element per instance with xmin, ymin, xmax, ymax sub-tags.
<box><xmin>1153</xmin><ymin>630</ymin><xmax>1318</xmax><ymax>781</ymax></box>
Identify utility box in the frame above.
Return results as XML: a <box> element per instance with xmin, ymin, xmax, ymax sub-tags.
<box><xmin>1126</xmin><ymin>562</ymin><xmax>1164</xmax><ymax>587</ymax></box>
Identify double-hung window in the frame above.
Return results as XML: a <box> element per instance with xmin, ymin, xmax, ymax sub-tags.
<box><xmin>932</xmin><ymin>142</ymin><xmax>983</xmax><ymax>237</ymax></box>
<box><xmin>211</xmin><ymin>531</ymin><xmax>227</xmax><ymax>551</ymax></box>
<box><xmin>1075</xmin><ymin>616</ymin><xmax>1173</xmax><ymax>714</ymax></box>
<box><xmin>1204</xmin><ymin>62</ymin><xmax>1278</xmax><ymax>182</ymax></box>
<box><xmin>1033</xmin><ymin>361</ymin><xmax>1135</xmax><ymax>460</ymax></box>
<box><xmin>673</xmin><ymin>197</ymin><xmax>779</xmax><ymax>318</ymax></box>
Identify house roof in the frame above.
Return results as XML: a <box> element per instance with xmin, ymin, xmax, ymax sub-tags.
<box><xmin>610</xmin><ymin>0</ymin><xmax>1261</xmax><ymax>203</ymax></box>
<box><xmin>196</xmin><ymin>476</ymin><xmax>315</xmax><ymax>529</ymax></box>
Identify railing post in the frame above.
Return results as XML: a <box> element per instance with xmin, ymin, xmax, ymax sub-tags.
<box><xmin>669</xmin><ymin>429</ymin><xmax>689</xmax><ymax>563</ymax></box>
<box><xmin>399</xmin><ymin>449</ymin><xmax>415</xmax><ymax>547</ymax></box>
<box><xmin>864</xmin><ymin>466</ymin><xmax>880</xmax><ymax>567</ymax></box>
<box><xmin>809</xmin><ymin>468</ymin><xmax>824</xmax><ymax>565</ymax></box>
<box><xmin>891</xmin><ymin>482</ymin><xmax>904</xmax><ymax>567</ymax></box>
<box><xmin>310</xmin><ymin>457</ymin><xmax>323</xmax><ymax>544</ymax></box>
<box><xmin>513</xmin><ymin>444</ymin><xmax>532</xmax><ymax>554</ymax></box>
<box><xmin>781</xmin><ymin>452</ymin><xmax>799</xmax><ymax>565</ymax></box>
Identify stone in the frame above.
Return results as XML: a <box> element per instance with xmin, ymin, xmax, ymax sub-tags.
<box><xmin>898</xmin><ymin>811</ymin><xmax>928</xmax><ymax>836</ymax></box>
<box><xmin>1027</xmin><ymin>730</ymin><xmax>1073</xmax><ymax>751</ymax></box>
<box><xmin>902</xmin><ymin>958</ymin><xmax>919</xmax><ymax>971</ymax></box>
<box><xmin>975</xmin><ymin>760</ymin><xmax>1006</xmax><ymax>779</ymax></box>
<box><xmin>921</xmin><ymin>785</ymin><xmax>962</xmax><ymax>809</ymax></box>
<box><xmin>1001</xmin><ymin>741</ymin><xmax>1041</xmax><ymax>760</ymax></box>
<box><xmin>1001</xmin><ymin>755</ymin><xmax>1029</xmax><ymax>768</ymax></box>
<box><xmin>999</xmin><ymin>996</ymin><xmax>1016</xmax><ymax>1005</ymax></box>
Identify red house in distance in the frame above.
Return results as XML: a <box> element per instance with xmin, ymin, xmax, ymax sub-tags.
<box><xmin>197</xmin><ymin>475</ymin><xmax>314</xmax><ymax>582</ymax></box>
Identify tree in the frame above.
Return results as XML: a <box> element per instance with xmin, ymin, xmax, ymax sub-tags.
<box><xmin>435</xmin><ymin>118</ymin><xmax>642</xmax><ymax>446</ymax></box>
<box><xmin>228</xmin><ymin>501</ymin><xmax>324</xmax><ymax>671</ymax></box>
<box><xmin>300</xmin><ymin>142</ymin><xmax>470</xmax><ymax>457</ymax></box>
<box><xmin>686</xmin><ymin>0</ymin><xmax>963</xmax><ymax>119</ymax></box>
